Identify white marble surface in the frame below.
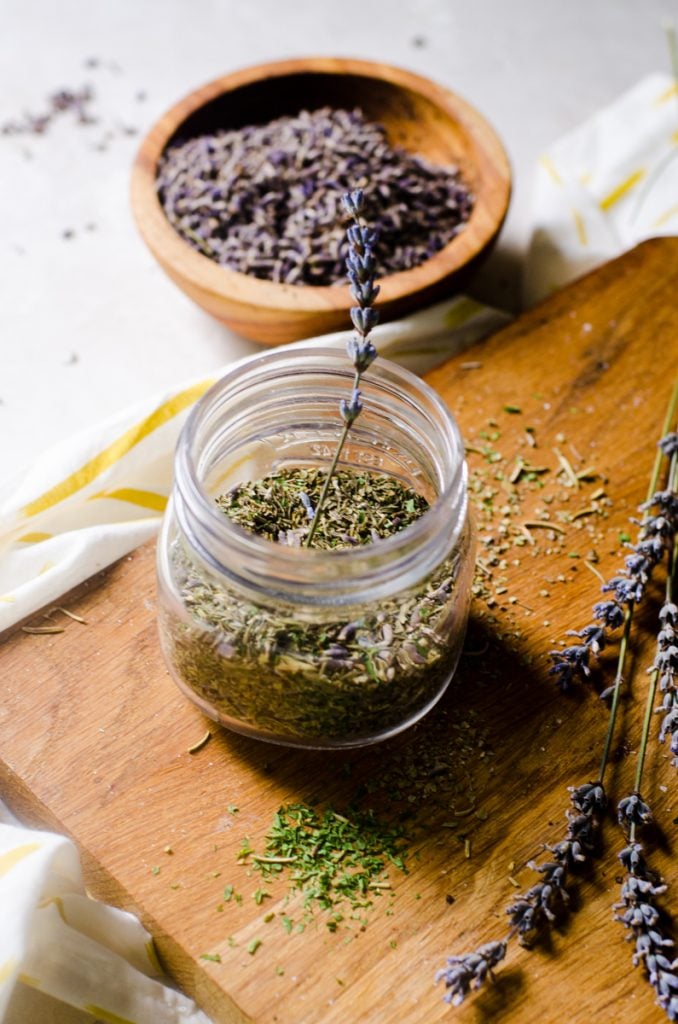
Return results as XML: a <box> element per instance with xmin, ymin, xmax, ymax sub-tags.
<box><xmin>1</xmin><ymin>0</ymin><xmax>675</xmax><ymax>486</ymax></box>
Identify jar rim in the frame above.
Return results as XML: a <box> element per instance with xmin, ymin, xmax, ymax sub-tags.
<box><xmin>175</xmin><ymin>346</ymin><xmax>467</xmax><ymax>596</ymax></box>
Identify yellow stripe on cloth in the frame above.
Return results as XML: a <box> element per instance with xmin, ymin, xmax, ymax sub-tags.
<box><xmin>572</xmin><ymin>208</ymin><xmax>588</xmax><ymax>246</ymax></box>
<box><xmin>0</xmin><ymin>958</ymin><xmax>18</xmax><ymax>984</ymax></box>
<box><xmin>18</xmin><ymin>971</ymin><xmax>41</xmax><ymax>989</ymax></box>
<box><xmin>653</xmin><ymin>202</ymin><xmax>678</xmax><ymax>228</ymax></box>
<box><xmin>83</xmin><ymin>1006</ymin><xmax>137</xmax><ymax>1024</ymax></box>
<box><xmin>90</xmin><ymin>488</ymin><xmax>168</xmax><ymax>513</ymax></box>
<box><xmin>145</xmin><ymin>939</ymin><xmax>163</xmax><ymax>974</ymax></box>
<box><xmin>600</xmin><ymin>168</ymin><xmax>646</xmax><ymax>211</ymax></box>
<box><xmin>0</xmin><ymin>842</ymin><xmax>42</xmax><ymax>877</ymax></box>
<box><xmin>21</xmin><ymin>380</ymin><xmax>213</xmax><ymax>518</ymax></box>
<box><xmin>17</xmin><ymin>531</ymin><xmax>53</xmax><ymax>544</ymax></box>
<box><xmin>656</xmin><ymin>81</ymin><xmax>678</xmax><ymax>105</ymax></box>
<box><xmin>539</xmin><ymin>155</ymin><xmax>562</xmax><ymax>185</ymax></box>
<box><xmin>443</xmin><ymin>296</ymin><xmax>486</xmax><ymax>330</ymax></box>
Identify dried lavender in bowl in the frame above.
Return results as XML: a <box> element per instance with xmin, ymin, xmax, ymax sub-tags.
<box><xmin>156</xmin><ymin>106</ymin><xmax>473</xmax><ymax>284</ymax></box>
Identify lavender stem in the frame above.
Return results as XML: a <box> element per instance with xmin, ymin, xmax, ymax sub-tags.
<box><xmin>304</xmin><ymin>368</ymin><xmax>361</xmax><ymax>548</ymax></box>
<box><xmin>304</xmin><ymin>190</ymin><xmax>379</xmax><ymax>548</ymax></box>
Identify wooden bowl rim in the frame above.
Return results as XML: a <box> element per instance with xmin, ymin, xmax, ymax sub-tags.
<box><xmin>130</xmin><ymin>56</ymin><xmax>511</xmax><ymax>314</ymax></box>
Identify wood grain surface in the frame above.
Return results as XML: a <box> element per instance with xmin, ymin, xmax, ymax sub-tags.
<box><xmin>2</xmin><ymin>238</ymin><xmax>677</xmax><ymax>1024</ymax></box>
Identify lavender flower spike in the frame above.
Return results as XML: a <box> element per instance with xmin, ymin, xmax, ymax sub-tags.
<box><xmin>303</xmin><ymin>191</ymin><xmax>381</xmax><ymax>547</ymax></box>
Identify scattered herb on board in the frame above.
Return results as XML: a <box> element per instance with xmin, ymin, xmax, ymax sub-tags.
<box><xmin>436</xmin><ymin>383</ymin><xmax>678</xmax><ymax>1020</ymax></box>
<box><xmin>199</xmin><ymin>952</ymin><xmax>221</xmax><ymax>963</ymax></box>
<box><xmin>240</xmin><ymin>802</ymin><xmax>408</xmax><ymax>931</ymax></box>
<box><xmin>156</xmin><ymin>108</ymin><xmax>473</xmax><ymax>285</ymax></box>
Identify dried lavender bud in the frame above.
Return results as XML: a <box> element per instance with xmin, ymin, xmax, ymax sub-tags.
<box><xmin>349</xmin><ymin>305</ymin><xmax>379</xmax><ymax>336</ymax></box>
<box><xmin>570</xmin><ymin>780</ymin><xmax>607</xmax><ymax>816</ymax></box>
<box><xmin>593</xmin><ymin>600</ymin><xmax>626</xmax><ymax>629</ymax></box>
<box><xmin>346</xmin><ymin>337</ymin><xmax>377</xmax><ymax>373</ymax></box>
<box><xmin>298</xmin><ymin>491</ymin><xmax>315</xmax><ymax>521</ymax></box>
<box><xmin>435</xmin><ymin>941</ymin><xmax>507</xmax><ymax>1006</ymax></box>
<box><xmin>156</xmin><ymin>106</ymin><xmax>473</xmax><ymax>286</ymax></box>
<box><xmin>618</xmin><ymin>793</ymin><xmax>653</xmax><ymax>829</ymax></box>
<box><xmin>350</xmin><ymin>278</ymin><xmax>380</xmax><ymax>307</ymax></box>
<box><xmin>339</xmin><ymin>389</ymin><xmax>363</xmax><ymax>426</ymax></box>
<box><xmin>659</xmin><ymin>432</ymin><xmax>678</xmax><ymax>457</ymax></box>
<box><xmin>341</xmin><ymin>189</ymin><xmax>365</xmax><ymax>217</ymax></box>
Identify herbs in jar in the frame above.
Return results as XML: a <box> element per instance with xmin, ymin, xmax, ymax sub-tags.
<box><xmin>156</xmin><ymin>344</ymin><xmax>473</xmax><ymax>748</ymax></box>
<box><xmin>161</xmin><ymin>466</ymin><xmax>472</xmax><ymax>745</ymax></box>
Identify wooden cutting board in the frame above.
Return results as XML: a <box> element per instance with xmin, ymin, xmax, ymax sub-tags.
<box><xmin>2</xmin><ymin>238</ymin><xmax>677</xmax><ymax>1024</ymax></box>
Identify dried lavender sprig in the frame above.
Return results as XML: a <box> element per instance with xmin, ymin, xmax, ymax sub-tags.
<box><xmin>436</xmin><ymin>383</ymin><xmax>678</xmax><ymax>1010</ymax></box>
<box><xmin>641</xmin><ymin>456</ymin><xmax>678</xmax><ymax>771</ymax></box>
<box><xmin>436</xmin><ymin>941</ymin><xmax>507</xmax><ymax>1006</ymax></box>
<box><xmin>436</xmin><ymin>781</ymin><xmax>606</xmax><ymax>1004</ymax></box>
<box><xmin>610</xmin><ymin>456</ymin><xmax>678</xmax><ymax>1020</ymax></box>
<box><xmin>304</xmin><ymin>190</ymin><xmax>379</xmax><ymax>548</ymax></box>
<box><xmin>656</xmin><ymin>596</ymin><xmax>678</xmax><ymax>764</ymax></box>
<box><xmin>549</xmin><ymin>384</ymin><xmax>678</xmax><ymax>693</ymax></box>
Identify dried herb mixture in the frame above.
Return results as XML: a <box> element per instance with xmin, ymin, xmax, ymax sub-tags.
<box><xmin>165</xmin><ymin>467</ymin><xmax>470</xmax><ymax>744</ymax></box>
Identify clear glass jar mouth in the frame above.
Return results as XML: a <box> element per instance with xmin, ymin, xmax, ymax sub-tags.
<box><xmin>174</xmin><ymin>346</ymin><xmax>467</xmax><ymax>595</ymax></box>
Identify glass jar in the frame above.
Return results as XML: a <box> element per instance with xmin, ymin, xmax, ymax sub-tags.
<box><xmin>157</xmin><ymin>346</ymin><xmax>475</xmax><ymax>749</ymax></box>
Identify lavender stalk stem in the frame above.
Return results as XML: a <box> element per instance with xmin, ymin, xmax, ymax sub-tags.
<box><xmin>304</xmin><ymin>368</ymin><xmax>361</xmax><ymax>548</ymax></box>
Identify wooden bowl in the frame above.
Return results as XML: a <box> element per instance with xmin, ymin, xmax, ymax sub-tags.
<box><xmin>131</xmin><ymin>57</ymin><xmax>511</xmax><ymax>345</ymax></box>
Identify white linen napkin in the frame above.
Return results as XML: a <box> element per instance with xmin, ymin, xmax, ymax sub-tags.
<box><xmin>524</xmin><ymin>72</ymin><xmax>678</xmax><ymax>305</ymax></box>
<box><xmin>1</xmin><ymin>72</ymin><xmax>676</xmax><ymax>1024</ymax></box>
